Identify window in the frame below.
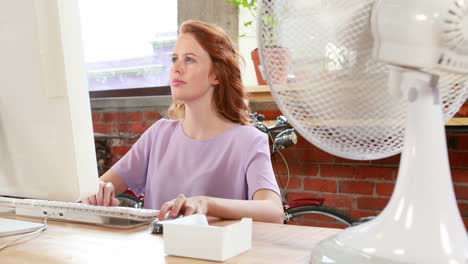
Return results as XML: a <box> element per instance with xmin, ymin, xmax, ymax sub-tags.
<box><xmin>78</xmin><ymin>0</ymin><xmax>177</xmax><ymax>95</ymax></box>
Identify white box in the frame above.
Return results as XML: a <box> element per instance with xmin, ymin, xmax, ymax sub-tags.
<box><xmin>163</xmin><ymin>214</ymin><xmax>252</xmax><ymax>261</ymax></box>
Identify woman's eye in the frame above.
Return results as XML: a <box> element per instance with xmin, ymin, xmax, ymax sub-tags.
<box><xmin>171</xmin><ymin>57</ymin><xmax>177</xmax><ymax>63</ymax></box>
<box><xmin>185</xmin><ymin>57</ymin><xmax>194</xmax><ymax>63</ymax></box>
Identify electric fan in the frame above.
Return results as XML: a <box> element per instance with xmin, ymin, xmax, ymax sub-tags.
<box><xmin>257</xmin><ymin>0</ymin><xmax>468</xmax><ymax>263</ymax></box>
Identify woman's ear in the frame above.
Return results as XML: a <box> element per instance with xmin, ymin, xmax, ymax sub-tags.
<box><xmin>209</xmin><ymin>71</ymin><xmax>219</xmax><ymax>86</ymax></box>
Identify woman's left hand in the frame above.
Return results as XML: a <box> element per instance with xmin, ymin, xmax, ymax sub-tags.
<box><xmin>158</xmin><ymin>194</ymin><xmax>209</xmax><ymax>220</ymax></box>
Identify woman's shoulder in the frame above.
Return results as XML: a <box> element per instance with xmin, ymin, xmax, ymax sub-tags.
<box><xmin>233</xmin><ymin>124</ymin><xmax>267</xmax><ymax>140</ymax></box>
<box><xmin>145</xmin><ymin>118</ymin><xmax>181</xmax><ymax>136</ymax></box>
<box><xmin>154</xmin><ymin>118</ymin><xmax>181</xmax><ymax>127</ymax></box>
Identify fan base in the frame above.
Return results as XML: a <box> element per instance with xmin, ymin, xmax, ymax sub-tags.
<box><xmin>309</xmin><ymin>68</ymin><xmax>468</xmax><ymax>264</ymax></box>
<box><xmin>309</xmin><ymin>221</ymin><xmax>468</xmax><ymax>264</ymax></box>
<box><xmin>310</xmin><ymin>236</ymin><xmax>405</xmax><ymax>264</ymax></box>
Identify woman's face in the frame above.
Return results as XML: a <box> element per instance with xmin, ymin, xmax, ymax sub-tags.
<box><xmin>170</xmin><ymin>33</ymin><xmax>218</xmax><ymax>103</ymax></box>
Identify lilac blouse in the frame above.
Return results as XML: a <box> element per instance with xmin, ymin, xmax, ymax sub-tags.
<box><xmin>112</xmin><ymin>119</ymin><xmax>280</xmax><ymax>209</ymax></box>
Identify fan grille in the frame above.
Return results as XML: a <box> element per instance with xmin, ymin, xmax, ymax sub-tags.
<box><xmin>258</xmin><ymin>0</ymin><xmax>468</xmax><ymax>160</ymax></box>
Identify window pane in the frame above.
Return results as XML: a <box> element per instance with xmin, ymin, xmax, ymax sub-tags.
<box><xmin>78</xmin><ymin>0</ymin><xmax>177</xmax><ymax>91</ymax></box>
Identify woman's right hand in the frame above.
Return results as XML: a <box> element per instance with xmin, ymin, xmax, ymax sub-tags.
<box><xmin>82</xmin><ymin>180</ymin><xmax>120</xmax><ymax>206</ymax></box>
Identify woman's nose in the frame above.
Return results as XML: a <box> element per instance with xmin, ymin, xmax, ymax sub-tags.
<box><xmin>172</xmin><ymin>61</ymin><xmax>183</xmax><ymax>74</ymax></box>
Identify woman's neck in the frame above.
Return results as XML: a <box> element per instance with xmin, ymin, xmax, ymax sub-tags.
<box><xmin>182</xmin><ymin>97</ymin><xmax>236</xmax><ymax>140</ymax></box>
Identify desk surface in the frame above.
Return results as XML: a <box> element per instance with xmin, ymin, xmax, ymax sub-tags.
<box><xmin>0</xmin><ymin>216</ymin><xmax>340</xmax><ymax>264</ymax></box>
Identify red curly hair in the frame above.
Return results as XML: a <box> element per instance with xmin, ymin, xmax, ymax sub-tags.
<box><xmin>168</xmin><ymin>20</ymin><xmax>250</xmax><ymax>125</ymax></box>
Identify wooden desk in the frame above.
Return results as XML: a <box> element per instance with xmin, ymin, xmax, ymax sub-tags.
<box><xmin>0</xmin><ymin>216</ymin><xmax>340</xmax><ymax>264</ymax></box>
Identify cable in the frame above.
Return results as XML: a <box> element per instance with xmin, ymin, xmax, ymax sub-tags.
<box><xmin>0</xmin><ymin>217</ymin><xmax>48</xmax><ymax>251</ymax></box>
<box><xmin>267</xmin><ymin>131</ymin><xmax>290</xmax><ymax>201</ymax></box>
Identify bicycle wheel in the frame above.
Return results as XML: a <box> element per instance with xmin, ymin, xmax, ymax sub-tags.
<box><xmin>284</xmin><ymin>205</ymin><xmax>357</xmax><ymax>227</ymax></box>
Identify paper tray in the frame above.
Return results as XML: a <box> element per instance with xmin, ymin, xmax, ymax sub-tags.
<box><xmin>163</xmin><ymin>214</ymin><xmax>252</xmax><ymax>261</ymax></box>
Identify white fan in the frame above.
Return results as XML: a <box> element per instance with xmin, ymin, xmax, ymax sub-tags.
<box><xmin>257</xmin><ymin>0</ymin><xmax>468</xmax><ymax>263</ymax></box>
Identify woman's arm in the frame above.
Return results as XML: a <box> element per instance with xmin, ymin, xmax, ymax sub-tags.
<box><xmin>208</xmin><ymin>189</ymin><xmax>284</xmax><ymax>223</ymax></box>
<box><xmin>99</xmin><ymin>169</ymin><xmax>129</xmax><ymax>195</ymax></box>
<box><xmin>158</xmin><ymin>189</ymin><xmax>284</xmax><ymax>224</ymax></box>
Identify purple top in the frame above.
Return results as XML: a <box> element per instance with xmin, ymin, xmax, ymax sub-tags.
<box><xmin>112</xmin><ymin>119</ymin><xmax>280</xmax><ymax>209</ymax></box>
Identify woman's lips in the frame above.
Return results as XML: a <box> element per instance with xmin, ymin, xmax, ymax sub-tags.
<box><xmin>171</xmin><ymin>80</ymin><xmax>186</xmax><ymax>87</ymax></box>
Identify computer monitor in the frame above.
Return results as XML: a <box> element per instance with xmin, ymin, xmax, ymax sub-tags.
<box><xmin>0</xmin><ymin>0</ymin><xmax>98</xmax><ymax>201</ymax></box>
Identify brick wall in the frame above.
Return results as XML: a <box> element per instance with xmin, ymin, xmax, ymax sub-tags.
<box><xmin>92</xmin><ymin>111</ymin><xmax>162</xmax><ymax>174</ymax></box>
<box><xmin>91</xmin><ymin>101</ymin><xmax>468</xmax><ymax>229</ymax></box>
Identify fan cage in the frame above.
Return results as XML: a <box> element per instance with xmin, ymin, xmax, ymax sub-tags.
<box><xmin>257</xmin><ymin>0</ymin><xmax>468</xmax><ymax>160</ymax></box>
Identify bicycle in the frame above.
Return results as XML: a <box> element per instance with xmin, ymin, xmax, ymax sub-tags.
<box><xmin>250</xmin><ymin>112</ymin><xmax>357</xmax><ymax>227</ymax></box>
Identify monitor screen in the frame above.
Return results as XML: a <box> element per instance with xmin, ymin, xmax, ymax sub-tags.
<box><xmin>0</xmin><ymin>0</ymin><xmax>98</xmax><ymax>201</ymax></box>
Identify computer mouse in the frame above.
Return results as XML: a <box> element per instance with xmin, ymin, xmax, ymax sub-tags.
<box><xmin>150</xmin><ymin>212</ymin><xmax>183</xmax><ymax>234</ymax></box>
<box><xmin>164</xmin><ymin>212</ymin><xmax>183</xmax><ymax>220</ymax></box>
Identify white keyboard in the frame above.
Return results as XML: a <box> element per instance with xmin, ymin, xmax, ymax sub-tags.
<box><xmin>0</xmin><ymin>196</ymin><xmax>159</xmax><ymax>228</ymax></box>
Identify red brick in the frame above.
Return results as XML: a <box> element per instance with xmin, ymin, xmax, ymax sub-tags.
<box><xmin>464</xmin><ymin>219</ymin><xmax>468</xmax><ymax>231</ymax></box>
<box><xmin>303</xmin><ymin>148</ymin><xmax>335</xmax><ymax>163</ymax></box>
<box><xmin>116</xmin><ymin>123</ymin><xmax>132</xmax><ymax>134</ymax></box>
<box><xmin>286</xmin><ymin>192</ymin><xmax>319</xmax><ymax>202</ymax></box>
<box><xmin>281</xmin><ymin>148</ymin><xmax>304</xmax><ymax>162</ymax></box>
<box><xmin>290</xmin><ymin>163</ymin><xmax>319</xmax><ymax>176</ymax></box>
<box><xmin>111</xmin><ymin>146</ymin><xmax>131</xmax><ymax>156</ymax></box>
<box><xmin>303</xmin><ymin>214</ymin><xmax>338</xmax><ymax>222</ymax></box>
<box><xmin>93</xmin><ymin>124</ymin><xmax>111</xmax><ymax>134</ymax></box>
<box><xmin>119</xmin><ymin>112</ymin><xmax>142</xmax><ymax>122</ymax></box>
<box><xmin>454</xmin><ymin>185</ymin><xmax>468</xmax><ymax>200</ymax></box>
<box><xmin>321</xmin><ymin>194</ymin><xmax>354</xmax><ymax>208</ymax></box>
<box><xmin>357</xmin><ymin>197</ymin><xmax>389</xmax><ymax>210</ymax></box>
<box><xmin>144</xmin><ymin>111</ymin><xmax>161</xmax><ymax>121</ymax></box>
<box><xmin>109</xmin><ymin>123</ymin><xmax>125</xmax><ymax>134</ymax></box>
<box><xmin>376</xmin><ymin>183</ymin><xmax>395</xmax><ymax>196</ymax></box>
<box><xmin>271</xmin><ymin>159</ymin><xmax>317</xmax><ymax>176</ymax></box>
<box><xmin>356</xmin><ymin>166</ymin><xmax>394</xmax><ymax>181</ymax></box>
<box><xmin>456</xmin><ymin>103</ymin><xmax>468</xmax><ymax>117</ymax></box>
<box><xmin>304</xmin><ymin>178</ymin><xmax>337</xmax><ymax>193</ymax></box>
<box><xmin>321</xmin><ymin>165</ymin><xmax>354</xmax><ymax>178</ymax></box>
<box><xmin>370</xmin><ymin>154</ymin><xmax>401</xmax><ymax>165</ymax></box>
<box><xmin>458</xmin><ymin>203</ymin><xmax>468</xmax><ymax>218</ymax></box>
<box><xmin>334</xmin><ymin>156</ymin><xmax>370</xmax><ymax>165</ymax></box>
<box><xmin>103</xmin><ymin>112</ymin><xmax>119</xmax><ymax>122</ymax></box>
<box><xmin>271</xmin><ymin>159</ymin><xmax>286</xmax><ymax>175</ymax></box>
<box><xmin>258</xmin><ymin>110</ymin><xmax>282</xmax><ymax>120</ymax></box>
<box><xmin>285</xmin><ymin>220</ymin><xmax>305</xmax><ymax>226</ymax></box>
<box><xmin>341</xmin><ymin>181</ymin><xmax>374</xmax><ymax>195</ymax></box>
<box><xmin>92</xmin><ymin>113</ymin><xmax>103</xmax><ymax>122</ymax></box>
<box><xmin>132</xmin><ymin>122</ymin><xmax>153</xmax><ymax>134</ymax></box>
<box><xmin>110</xmin><ymin>157</ymin><xmax>120</xmax><ymax>165</ymax></box>
<box><xmin>289</xmin><ymin>135</ymin><xmax>314</xmax><ymax>148</ymax></box>
<box><xmin>449</xmin><ymin>151</ymin><xmax>468</xmax><ymax>167</ymax></box>
<box><xmin>277</xmin><ymin>176</ymin><xmax>301</xmax><ymax>190</ymax></box>
<box><xmin>456</xmin><ymin>136</ymin><xmax>468</xmax><ymax>150</ymax></box>
<box><xmin>394</xmin><ymin>168</ymin><xmax>400</xmax><ymax>179</ymax></box>
<box><xmin>452</xmin><ymin>169</ymin><xmax>468</xmax><ymax>183</ymax></box>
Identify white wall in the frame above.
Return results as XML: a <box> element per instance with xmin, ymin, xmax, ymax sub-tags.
<box><xmin>238</xmin><ymin>7</ymin><xmax>258</xmax><ymax>87</ymax></box>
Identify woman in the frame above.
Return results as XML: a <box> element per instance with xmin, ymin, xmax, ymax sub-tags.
<box><xmin>83</xmin><ymin>20</ymin><xmax>283</xmax><ymax>224</ymax></box>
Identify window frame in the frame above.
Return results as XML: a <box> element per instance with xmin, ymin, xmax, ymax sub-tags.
<box><xmin>89</xmin><ymin>86</ymin><xmax>171</xmax><ymax>98</ymax></box>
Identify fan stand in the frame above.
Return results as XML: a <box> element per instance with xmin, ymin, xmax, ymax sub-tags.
<box><xmin>309</xmin><ymin>69</ymin><xmax>468</xmax><ymax>264</ymax></box>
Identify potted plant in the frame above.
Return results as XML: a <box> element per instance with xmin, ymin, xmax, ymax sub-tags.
<box><xmin>228</xmin><ymin>0</ymin><xmax>291</xmax><ymax>85</ymax></box>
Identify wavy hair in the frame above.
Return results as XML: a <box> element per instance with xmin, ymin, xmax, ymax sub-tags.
<box><xmin>167</xmin><ymin>20</ymin><xmax>250</xmax><ymax>125</ymax></box>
